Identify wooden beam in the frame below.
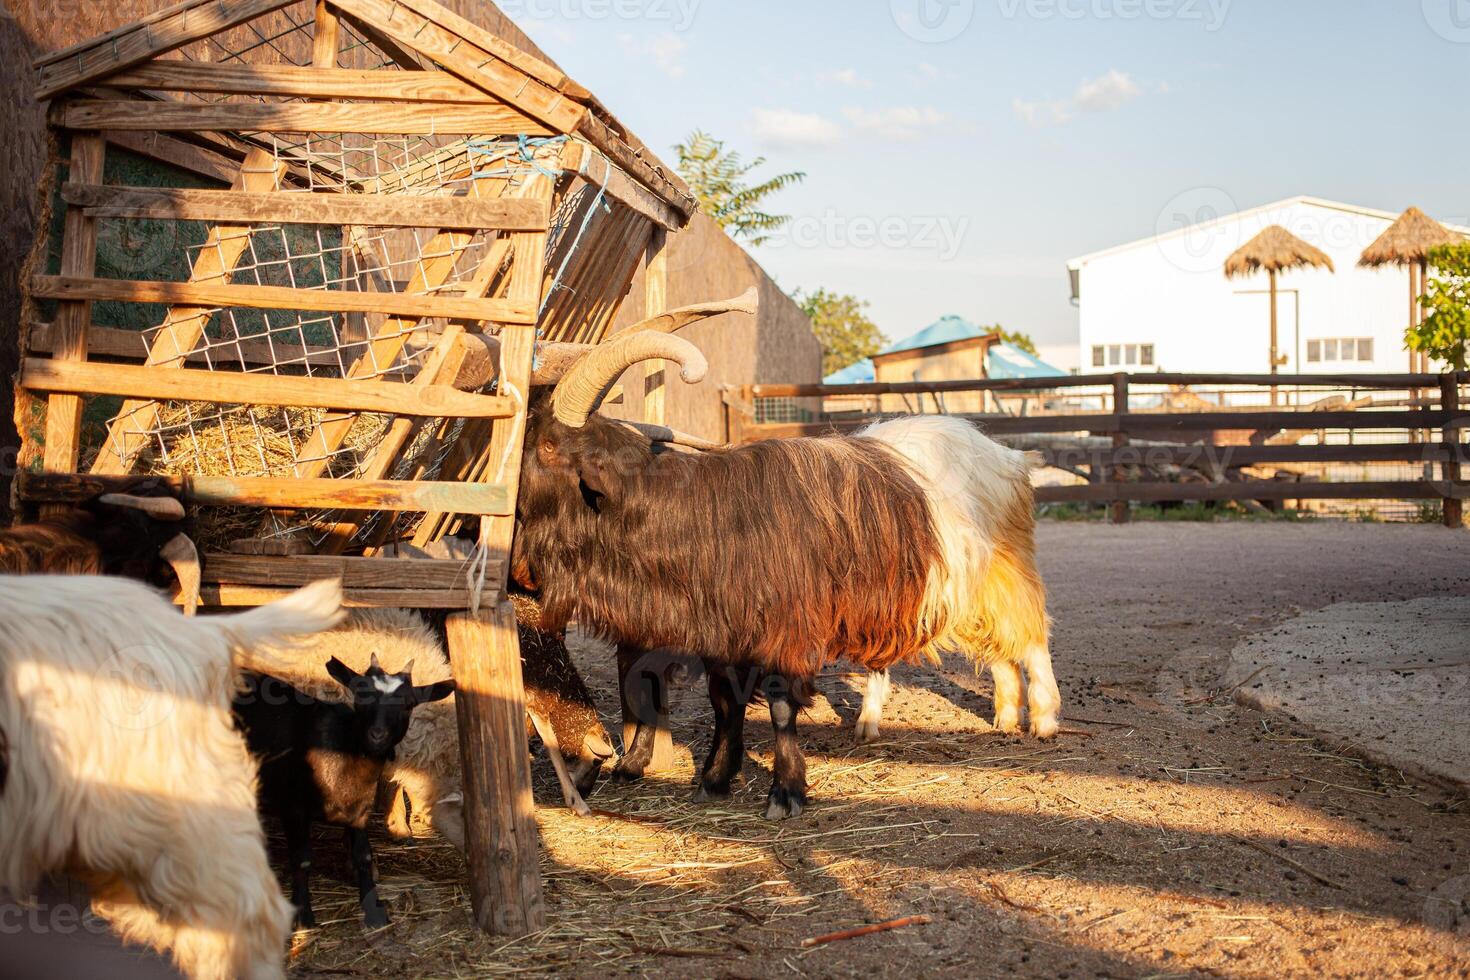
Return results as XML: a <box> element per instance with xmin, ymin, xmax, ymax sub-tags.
<box><xmin>383</xmin><ymin>0</ymin><xmax>576</xmax><ymax>95</ymax></box>
<box><xmin>41</xmin><ymin>134</ymin><xmax>106</xmax><ymax>489</ymax></box>
<box><xmin>329</xmin><ymin>0</ymin><xmax>586</xmax><ymax>133</ymax></box>
<box><xmin>31</xmin><ymin>275</ymin><xmax>536</xmax><ymax>325</ymax></box>
<box><xmin>1109</xmin><ymin>373</ymin><xmax>1129</xmax><ymax>524</ymax></box>
<box><xmin>18</xmin><ymin>471</ymin><xmax>511</xmax><ymax>514</ymax></box>
<box><xmin>753</xmin><ymin>372</ymin><xmax>1451</xmax><ymax>399</ymax></box>
<box><xmin>56</xmin><ymin>100</ymin><xmax>552</xmax><ymax>136</ymax></box>
<box><xmin>1036</xmin><ymin>441</ymin><xmax>1453</xmax><ymax>469</ymax></box>
<box><xmin>182</xmin><ymin>584</ymin><xmax>479</xmax><ymax>608</ymax></box>
<box><xmin>21</xmin><ymin>358</ymin><xmax>516</xmax><ymax>418</ymax></box>
<box><xmin>446</xmin><ymin>604</ymin><xmax>547</xmax><ymax>936</ymax></box>
<box><xmin>103</xmin><ymin>130</ymin><xmax>240</xmax><ymax>185</ymax></box>
<box><xmin>35</xmin><ymin>0</ymin><xmax>299</xmax><ymax>100</ymax></box>
<box><xmin>30</xmin><ymin>321</ymin><xmax>342</xmax><ymax>368</ymax></box>
<box><xmin>1443</xmin><ymin>375</ymin><xmax>1464</xmax><ymax>529</ymax></box>
<box><xmin>104</xmin><ymin>61</ymin><xmax>502</xmax><ymax>103</ymax></box>
<box><xmin>1036</xmin><ymin>481</ymin><xmax>1468</xmax><ymax>504</ymax></box>
<box><xmin>576</xmin><ymin>111</ymin><xmax>694</xmax><ymax>221</ymax></box>
<box><xmin>62</xmin><ymin>184</ymin><xmax>550</xmax><ymax>231</ymax></box>
<box><xmin>562</xmin><ymin>141</ymin><xmax>682</xmax><ymax>232</ymax></box>
<box><xmin>202</xmin><ymin>553</ymin><xmax>491</xmax><ymax>589</ymax></box>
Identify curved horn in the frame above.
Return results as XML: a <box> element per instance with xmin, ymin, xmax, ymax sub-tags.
<box><xmin>615</xmin><ymin>420</ymin><xmax>724</xmax><ymax>451</ymax></box>
<box><xmin>551</xmin><ymin>330</ymin><xmax>708</xmax><ymax>429</ymax></box>
<box><xmin>160</xmin><ymin>533</ymin><xmax>200</xmax><ymax>617</ymax></box>
<box><xmin>98</xmin><ymin>493</ymin><xmax>186</xmax><ymax>521</ymax></box>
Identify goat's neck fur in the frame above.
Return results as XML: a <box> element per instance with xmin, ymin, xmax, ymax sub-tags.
<box><xmin>518</xmin><ymin>416</ymin><xmax>945</xmax><ymax>679</ymax></box>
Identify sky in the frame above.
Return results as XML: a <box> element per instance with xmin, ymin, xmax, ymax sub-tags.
<box><xmin>503</xmin><ymin>0</ymin><xmax>1470</xmax><ymax>356</ymax></box>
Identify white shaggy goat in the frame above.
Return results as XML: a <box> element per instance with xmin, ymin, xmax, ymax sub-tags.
<box><xmin>0</xmin><ymin>576</ymin><xmax>344</xmax><ymax>980</ymax></box>
<box><xmin>853</xmin><ymin>414</ymin><xmax>1059</xmax><ymax>741</ymax></box>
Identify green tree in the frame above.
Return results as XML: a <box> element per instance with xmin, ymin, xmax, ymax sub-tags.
<box><xmin>986</xmin><ymin>325</ymin><xmax>1038</xmax><ymax>355</ymax></box>
<box><xmin>796</xmin><ymin>289</ymin><xmax>889</xmax><ymax>376</ymax></box>
<box><xmin>1411</xmin><ymin>243</ymin><xmax>1470</xmax><ymax>370</ymax></box>
<box><xmin>674</xmin><ymin>130</ymin><xmax>804</xmax><ymax>246</ymax></box>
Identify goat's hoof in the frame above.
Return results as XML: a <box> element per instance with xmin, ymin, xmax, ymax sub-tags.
<box><xmin>610</xmin><ymin>763</ymin><xmax>645</xmax><ymax>783</ymax></box>
<box><xmin>992</xmin><ymin>713</ymin><xmax>1023</xmax><ymax>735</ymax></box>
<box><xmin>692</xmin><ymin>782</ymin><xmax>730</xmax><ymax>803</ymax></box>
<box><xmin>294</xmin><ymin>910</ymin><xmax>317</xmax><ymax>930</ymax></box>
<box><xmin>362</xmin><ymin>905</ymin><xmax>390</xmax><ymax>930</ymax></box>
<box><xmin>763</xmin><ymin>787</ymin><xmax>807</xmax><ymax>821</ymax></box>
<box><xmin>569</xmin><ymin>797</ymin><xmax>593</xmax><ymax>817</ymax></box>
<box><xmin>854</xmin><ymin>720</ymin><xmax>880</xmax><ymax>744</ymax></box>
<box><xmin>1030</xmin><ymin>715</ymin><xmax>1059</xmax><ymax>739</ymax></box>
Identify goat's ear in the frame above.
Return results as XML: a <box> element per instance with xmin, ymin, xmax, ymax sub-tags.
<box><xmin>574</xmin><ymin>453</ymin><xmax>620</xmax><ymax>504</ymax></box>
<box><xmin>326</xmin><ymin>657</ymin><xmax>359</xmax><ymax>688</ymax></box>
<box><xmin>412</xmin><ymin>680</ymin><xmax>455</xmax><ymax>704</ymax></box>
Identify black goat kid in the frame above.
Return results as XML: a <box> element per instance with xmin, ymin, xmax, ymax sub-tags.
<box><xmin>233</xmin><ymin>655</ymin><xmax>453</xmax><ymax>928</ymax></box>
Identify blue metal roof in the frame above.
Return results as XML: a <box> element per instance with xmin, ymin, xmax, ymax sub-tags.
<box><xmin>878</xmin><ymin>314</ymin><xmax>989</xmax><ymax>355</ymax></box>
<box><xmin>823</xmin><ymin>358</ymin><xmax>874</xmax><ymax>385</ymax></box>
<box><xmin>986</xmin><ymin>342</ymin><xmax>1067</xmax><ymax>379</ymax></box>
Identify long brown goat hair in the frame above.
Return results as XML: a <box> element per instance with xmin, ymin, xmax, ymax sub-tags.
<box><xmin>515</xmin><ymin>397</ymin><xmax>945</xmax><ymax>681</ymax></box>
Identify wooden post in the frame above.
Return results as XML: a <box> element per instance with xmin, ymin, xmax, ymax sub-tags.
<box><xmin>1268</xmin><ymin>268</ymin><xmax>1279</xmax><ymax>407</ymax></box>
<box><xmin>1442</xmin><ymin>373</ymin><xmax>1463</xmax><ymax>530</ymax></box>
<box><xmin>1110</xmin><ymin>372</ymin><xmax>1130</xmax><ymax>524</ymax></box>
<box><xmin>445</xmin><ymin>604</ymin><xmax>546</xmax><ymax>936</ymax></box>
<box><xmin>42</xmin><ymin>132</ymin><xmax>105</xmax><ymax>498</ymax></box>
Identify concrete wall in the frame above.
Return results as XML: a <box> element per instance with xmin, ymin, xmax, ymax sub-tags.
<box><xmin>604</xmin><ymin>212</ymin><xmax>820</xmax><ymax>441</ymax></box>
<box><xmin>1069</xmin><ymin>198</ymin><xmax>1457</xmax><ymax>379</ymax></box>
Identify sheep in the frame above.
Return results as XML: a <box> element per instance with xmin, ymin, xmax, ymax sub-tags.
<box><xmin>0</xmin><ymin>489</ymin><xmax>203</xmax><ymax>612</ymax></box>
<box><xmin>511</xmin><ymin>329</ymin><xmax>1059</xmax><ymax>819</ymax></box>
<box><xmin>232</xmin><ymin>656</ymin><xmax>454</xmax><ymax>929</ymax></box>
<box><xmin>0</xmin><ymin>575</ymin><xmax>345</xmax><ymax>980</ymax></box>
<box><xmin>258</xmin><ymin>597</ymin><xmax>613</xmax><ymax>850</ymax></box>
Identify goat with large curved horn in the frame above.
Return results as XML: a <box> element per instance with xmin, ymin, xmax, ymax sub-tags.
<box><xmin>551</xmin><ymin>330</ymin><xmax>708</xmax><ymax>429</ymax></box>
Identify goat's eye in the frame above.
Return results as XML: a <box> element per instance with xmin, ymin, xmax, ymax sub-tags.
<box><xmin>538</xmin><ymin>440</ymin><xmax>558</xmax><ymax>460</ymax></box>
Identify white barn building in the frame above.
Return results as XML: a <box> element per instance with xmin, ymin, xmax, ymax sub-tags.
<box><xmin>1066</xmin><ymin>197</ymin><xmax>1467</xmax><ymax>376</ymax></box>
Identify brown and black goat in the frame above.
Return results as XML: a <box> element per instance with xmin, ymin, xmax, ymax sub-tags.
<box><xmin>511</xmin><ymin>330</ymin><xmax>1059</xmax><ymax>820</ymax></box>
<box><xmin>0</xmin><ymin>488</ymin><xmax>202</xmax><ymax>611</ymax></box>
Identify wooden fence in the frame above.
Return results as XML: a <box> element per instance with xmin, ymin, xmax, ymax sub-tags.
<box><xmin>722</xmin><ymin>371</ymin><xmax>1467</xmax><ymax>529</ymax></box>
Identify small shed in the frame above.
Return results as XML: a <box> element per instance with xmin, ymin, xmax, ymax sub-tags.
<box><xmin>11</xmin><ymin>0</ymin><xmax>744</xmax><ymax>938</ymax></box>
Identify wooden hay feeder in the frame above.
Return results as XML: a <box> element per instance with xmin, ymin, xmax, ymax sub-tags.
<box><xmin>16</xmin><ymin>0</ymin><xmax>699</xmax><ymax>936</ymax></box>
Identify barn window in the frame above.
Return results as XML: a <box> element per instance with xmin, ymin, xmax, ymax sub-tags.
<box><xmin>1092</xmin><ymin>345</ymin><xmax>1105</xmax><ymax>367</ymax></box>
<box><xmin>1307</xmin><ymin>340</ymin><xmax>1321</xmax><ymax>362</ymax></box>
<box><xmin>1139</xmin><ymin>344</ymin><xmax>1155</xmax><ymax>366</ymax></box>
<box><xmin>1357</xmin><ymin>338</ymin><xmax>1373</xmax><ymax>361</ymax></box>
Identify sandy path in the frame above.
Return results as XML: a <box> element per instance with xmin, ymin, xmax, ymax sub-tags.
<box><xmin>293</xmin><ymin>522</ymin><xmax>1470</xmax><ymax>979</ymax></box>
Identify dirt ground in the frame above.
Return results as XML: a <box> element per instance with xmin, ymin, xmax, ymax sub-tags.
<box><xmin>291</xmin><ymin>521</ymin><xmax>1470</xmax><ymax>979</ymax></box>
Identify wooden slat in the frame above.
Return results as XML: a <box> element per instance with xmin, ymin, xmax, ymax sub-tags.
<box><xmin>63</xmin><ymin>184</ymin><xmax>550</xmax><ymax>231</ymax></box>
<box><xmin>1036</xmin><ymin>481</ymin><xmax>1467</xmax><ymax>504</ymax></box>
<box><xmin>42</xmin><ymin>134</ymin><xmax>106</xmax><ymax>487</ymax></box>
<box><xmin>576</xmin><ymin>111</ymin><xmax>695</xmax><ymax>221</ymax></box>
<box><xmin>35</xmin><ymin>0</ymin><xmax>299</xmax><ymax>99</ymax></box>
<box><xmin>105</xmin><ymin>61</ymin><xmax>501</xmax><ymax>102</ymax></box>
<box><xmin>182</xmin><ymin>584</ymin><xmax>479</xmax><ymax>608</ymax></box>
<box><xmin>31</xmin><ymin>275</ymin><xmax>536</xmax><ymax>325</ymax></box>
<box><xmin>1038</xmin><ymin>442</ymin><xmax>1453</xmax><ymax>469</ymax></box>
<box><xmin>18</xmin><ymin>471</ymin><xmax>511</xmax><ymax>514</ymax></box>
<box><xmin>329</xmin><ymin>0</ymin><xmax>585</xmax><ymax>134</ymax></box>
<box><xmin>202</xmin><ymin>553</ymin><xmax>491</xmax><ymax>588</ymax></box>
<box><xmin>386</xmin><ymin>0</ymin><xmax>574</xmax><ymax>94</ymax></box>
<box><xmin>754</xmin><ymin>372</ymin><xmax>1457</xmax><ymax>398</ymax></box>
<box><xmin>740</xmin><ymin>410</ymin><xmax>1451</xmax><ymax>440</ymax></box>
<box><xmin>562</xmin><ymin>141</ymin><xmax>682</xmax><ymax>232</ymax></box>
<box><xmin>31</xmin><ymin>321</ymin><xmax>341</xmax><ymax>367</ymax></box>
<box><xmin>57</xmin><ymin>100</ymin><xmax>552</xmax><ymax>136</ymax></box>
<box><xmin>21</xmin><ymin>358</ymin><xmax>516</xmax><ymax>418</ymax></box>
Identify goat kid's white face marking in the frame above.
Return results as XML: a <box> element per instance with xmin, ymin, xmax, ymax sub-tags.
<box><xmin>372</xmin><ymin>675</ymin><xmax>405</xmax><ymax>695</ymax></box>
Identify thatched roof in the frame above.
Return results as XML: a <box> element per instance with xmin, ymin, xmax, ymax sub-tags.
<box><xmin>1358</xmin><ymin>207</ymin><xmax>1462</xmax><ymax>267</ymax></box>
<box><xmin>1224</xmin><ymin>225</ymin><xmax>1335</xmax><ymax>279</ymax></box>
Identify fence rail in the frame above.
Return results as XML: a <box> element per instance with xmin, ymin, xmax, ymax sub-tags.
<box><xmin>724</xmin><ymin>371</ymin><xmax>1468</xmax><ymax>528</ymax></box>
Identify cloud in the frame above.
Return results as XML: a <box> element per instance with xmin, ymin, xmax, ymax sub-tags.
<box><xmin>817</xmin><ymin>67</ymin><xmax>869</xmax><ymax>88</ymax></box>
<box><xmin>617</xmin><ymin>32</ymin><xmax>686</xmax><ymax>79</ymax></box>
<box><xmin>749</xmin><ymin>108</ymin><xmax>843</xmax><ymax>148</ymax></box>
<box><xmin>1013</xmin><ymin>69</ymin><xmax>1147</xmax><ymax>127</ymax></box>
<box><xmin>842</xmin><ymin>105</ymin><xmax>947</xmax><ymax>141</ymax></box>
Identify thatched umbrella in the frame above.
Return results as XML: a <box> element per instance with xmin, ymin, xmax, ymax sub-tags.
<box><xmin>1359</xmin><ymin>207</ymin><xmax>1462</xmax><ymax>372</ymax></box>
<box><xmin>1225</xmin><ymin>226</ymin><xmax>1335</xmax><ymax>397</ymax></box>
